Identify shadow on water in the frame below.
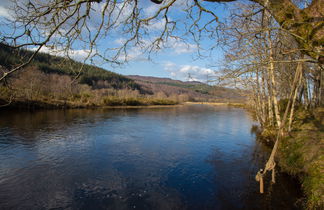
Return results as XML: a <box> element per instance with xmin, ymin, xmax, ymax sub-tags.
<box><xmin>0</xmin><ymin>105</ymin><xmax>303</xmax><ymax>209</ymax></box>
<box><xmin>206</xmin><ymin>139</ymin><xmax>303</xmax><ymax>210</ymax></box>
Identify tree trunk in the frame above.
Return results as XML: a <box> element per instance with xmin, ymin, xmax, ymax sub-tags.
<box><xmin>288</xmin><ymin>62</ymin><xmax>303</xmax><ymax>132</ymax></box>
<box><xmin>320</xmin><ymin>66</ymin><xmax>324</xmax><ymax>106</ymax></box>
<box><xmin>256</xmin><ymin>69</ymin><xmax>266</xmax><ymax>125</ymax></box>
<box><xmin>264</xmin><ymin>8</ymin><xmax>281</xmax><ymax>128</ymax></box>
<box><xmin>303</xmin><ymin>74</ymin><xmax>310</xmax><ymax>108</ymax></box>
<box><xmin>254</xmin><ymin>71</ymin><xmax>265</xmax><ymax>126</ymax></box>
<box><xmin>265</xmin><ymin>69</ymin><xmax>274</xmax><ymax>126</ymax></box>
<box><xmin>261</xmin><ymin>69</ymin><xmax>268</xmax><ymax>124</ymax></box>
<box><xmin>312</xmin><ymin>67</ymin><xmax>321</xmax><ymax>107</ymax></box>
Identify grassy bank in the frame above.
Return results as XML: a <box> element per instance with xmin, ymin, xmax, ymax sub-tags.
<box><xmin>258</xmin><ymin>108</ymin><xmax>324</xmax><ymax>209</ymax></box>
<box><xmin>0</xmin><ymin>96</ymin><xmax>179</xmax><ymax>110</ymax></box>
<box><xmin>278</xmin><ymin>108</ymin><xmax>323</xmax><ymax>209</ymax></box>
<box><xmin>102</xmin><ymin>97</ymin><xmax>178</xmax><ymax>106</ymax></box>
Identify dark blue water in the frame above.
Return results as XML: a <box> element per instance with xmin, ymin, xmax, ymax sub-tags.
<box><xmin>0</xmin><ymin>105</ymin><xmax>301</xmax><ymax>209</ymax></box>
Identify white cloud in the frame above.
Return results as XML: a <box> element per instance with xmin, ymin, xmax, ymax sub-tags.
<box><xmin>0</xmin><ymin>6</ymin><xmax>12</xmax><ymax>19</ymax></box>
<box><xmin>0</xmin><ymin>0</ymin><xmax>13</xmax><ymax>19</ymax></box>
<box><xmin>113</xmin><ymin>38</ymin><xmax>154</xmax><ymax>62</ymax></box>
<box><xmin>144</xmin><ymin>18</ymin><xmax>167</xmax><ymax>31</ymax></box>
<box><xmin>126</xmin><ymin>46</ymin><xmax>145</xmax><ymax>61</ymax></box>
<box><xmin>173</xmin><ymin>0</ymin><xmax>190</xmax><ymax>7</ymax></box>
<box><xmin>66</xmin><ymin>49</ymin><xmax>95</xmax><ymax>61</ymax></box>
<box><xmin>163</xmin><ymin>62</ymin><xmax>217</xmax><ymax>82</ymax></box>
<box><xmin>143</xmin><ymin>4</ymin><xmax>159</xmax><ymax>17</ymax></box>
<box><xmin>107</xmin><ymin>1</ymin><xmax>135</xmax><ymax>26</ymax></box>
<box><xmin>114</xmin><ymin>38</ymin><xmax>126</xmax><ymax>45</ymax></box>
<box><xmin>113</xmin><ymin>37</ymin><xmax>196</xmax><ymax>62</ymax></box>
<box><xmin>142</xmin><ymin>0</ymin><xmax>189</xmax><ymax>15</ymax></box>
<box><xmin>91</xmin><ymin>1</ymin><xmax>107</xmax><ymax>13</ymax></box>
<box><xmin>163</xmin><ymin>61</ymin><xmax>177</xmax><ymax>70</ymax></box>
<box><xmin>30</xmin><ymin>46</ymin><xmax>95</xmax><ymax>61</ymax></box>
<box><xmin>166</xmin><ymin>38</ymin><xmax>197</xmax><ymax>55</ymax></box>
<box><xmin>113</xmin><ymin>44</ymin><xmax>146</xmax><ymax>62</ymax></box>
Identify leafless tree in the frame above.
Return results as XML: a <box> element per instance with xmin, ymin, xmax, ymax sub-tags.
<box><xmin>0</xmin><ymin>0</ymin><xmax>221</xmax><ymax>81</ymax></box>
<box><xmin>1</xmin><ymin>0</ymin><xmax>322</xmax><ymax>81</ymax></box>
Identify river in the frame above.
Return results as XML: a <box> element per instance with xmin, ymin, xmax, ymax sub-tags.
<box><xmin>0</xmin><ymin>104</ymin><xmax>302</xmax><ymax>209</ymax></box>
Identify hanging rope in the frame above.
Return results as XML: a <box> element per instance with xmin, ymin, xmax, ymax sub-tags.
<box><xmin>255</xmin><ymin>133</ymin><xmax>279</xmax><ymax>193</ymax></box>
<box><xmin>255</xmin><ymin>62</ymin><xmax>303</xmax><ymax>194</ymax></box>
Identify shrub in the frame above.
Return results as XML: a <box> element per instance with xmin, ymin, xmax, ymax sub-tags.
<box><xmin>103</xmin><ymin>97</ymin><xmax>124</xmax><ymax>106</ymax></box>
<box><xmin>149</xmin><ymin>98</ymin><xmax>178</xmax><ymax>105</ymax></box>
<box><xmin>123</xmin><ymin>98</ymin><xmax>144</xmax><ymax>106</ymax></box>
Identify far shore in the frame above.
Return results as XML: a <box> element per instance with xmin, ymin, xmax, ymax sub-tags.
<box><xmin>184</xmin><ymin>102</ymin><xmax>246</xmax><ymax>106</ymax></box>
<box><xmin>102</xmin><ymin>104</ymin><xmax>184</xmax><ymax>109</ymax></box>
<box><xmin>101</xmin><ymin>102</ymin><xmax>246</xmax><ymax>109</ymax></box>
<box><xmin>0</xmin><ymin>100</ymin><xmax>247</xmax><ymax>111</ymax></box>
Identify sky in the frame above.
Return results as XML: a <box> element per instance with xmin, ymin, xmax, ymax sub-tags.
<box><xmin>0</xmin><ymin>0</ymin><xmax>233</xmax><ymax>83</ymax></box>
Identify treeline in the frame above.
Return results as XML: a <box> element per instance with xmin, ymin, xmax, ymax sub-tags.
<box><xmin>220</xmin><ymin>3</ymin><xmax>323</xmax><ymax>129</ymax></box>
<box><xmin>219</xmin><ymin>3</ymin><xmax>323</xmax><ymax>208</ymax></box>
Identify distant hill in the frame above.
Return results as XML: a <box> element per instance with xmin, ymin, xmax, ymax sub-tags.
<box><xmin>0</xmin><ymin>43</ymin><xmax>141</xmax><ymax>91</ymax></box>
<box><xmin>127</xmin><ymin>75</ymin><xmax>246</xmax><ymax>102</ymax></box>
<box><xmin>0</xmin><ymin>44</ymin><xmax>246</xmax><ymax>109</ymax></box>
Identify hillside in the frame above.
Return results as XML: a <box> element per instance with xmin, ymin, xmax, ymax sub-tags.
<box><xmin>0</xmin><ymin>44</ymin><xmax>245</xmax><ymax>108</ymax></box>
<box><xmin>127</xmin><ymin>75</ymin><xmax>246</xmax><ymax>102</ymax></box>
<box><xmin>0</xmin><ymin>43</ymin><xmax>140</xmax><ymax>91</ymax></box>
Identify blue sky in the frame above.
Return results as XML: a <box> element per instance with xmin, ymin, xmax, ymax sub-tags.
<box><xmin>0</xmin><ymin>0</ymin><xmax>233</xmax><ymax>82</ymax></box>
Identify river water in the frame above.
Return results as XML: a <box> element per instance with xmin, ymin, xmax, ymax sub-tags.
<box><xmin>0</xmin><ymin>105</ymin><xmax>302</xmax><ymax>209</ymax></box>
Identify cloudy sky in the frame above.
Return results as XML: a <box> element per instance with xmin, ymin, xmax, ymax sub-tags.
<box><xmin>0</xmin><ymin>0</ymin><xmax>231</xmax><ymax>83</ymax></box>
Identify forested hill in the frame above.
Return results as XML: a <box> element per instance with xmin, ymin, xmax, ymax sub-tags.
<box><xmin>0</xmin><ymin>43</ymin><xmax>140</xmax><ymax>90</ymax></box>
<box><xmin>0</xmin><ymin>44</ymin><xmax>245</xmax><ymax>108</ymax></box>
<box><xmin>127</xmin><ymin>75</ymin><xmax>246</xmax><ymax>102</ymax></box>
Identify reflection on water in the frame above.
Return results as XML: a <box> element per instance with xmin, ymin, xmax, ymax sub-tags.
<box><xmin>0</xmin><ymin>105</ymin><xmax>302</xmax><ymax>209</ymax></box>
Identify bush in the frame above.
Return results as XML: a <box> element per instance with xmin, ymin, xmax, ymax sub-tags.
<box><xmin>103</xmin><ymin>97</ymin><xmax>124</xmax><ymax>106</ymax></box>
<box><xmin>149</xmin><ymin>98</ymin><xmax>178</xmax><ymax>105</ymax></box>
<box><xmin>123</xmin><ymin>98</ymin><xmax>144</xmax><ymax>106</ymax></box>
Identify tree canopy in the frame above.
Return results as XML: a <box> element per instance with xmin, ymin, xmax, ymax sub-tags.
<box><xmin>156</xmin><ymin>0</ymin><xmax>324</xmax><ymax>62</ymax></box>
<box><xmin>0</xmin><ymin>0</ymin><xmax>322</xmax><ymax>81</ymax></box>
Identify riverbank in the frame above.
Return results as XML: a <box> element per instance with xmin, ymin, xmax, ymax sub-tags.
<box><xmin>184</xmin><ymin>101</ymin><xmax>246</xmax><ymax>107</ymax></box>
<box><xmin>0</xmin><ymin>97</ymin><xmax>180</xmax><ymax>110</ymax></box>
<box><xmin>1</xmin><ymin>97</ymin><xmax>248</xmax><ymax>111</ymax></box>
<box><xmin>257</xmin><ymin>107</ymin><xmax>324</xmax><ymax>209</ymax></box>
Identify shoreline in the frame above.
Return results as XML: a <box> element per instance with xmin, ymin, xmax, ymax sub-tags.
<box><xmin>0</xmin><ymin>100</ymin><xmax>247</xmax><ymax>111</ymax></box>
<box><xmin>184</xmin><ymin>101</ymin><xmax>247</xmax><ymax>108</ymax></box>
<box><xmin>102</xmin><ymin>104</ymin><xmax>184</xmax><ymax>109</ymax></box>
